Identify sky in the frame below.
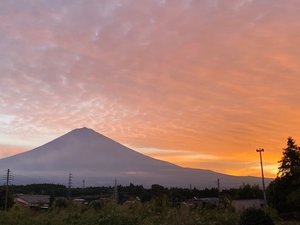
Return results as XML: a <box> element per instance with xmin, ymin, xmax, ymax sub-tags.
<box><xmin>1</xmin><ymin>0</ymin><xmax>300</xmax><ymax>178</ymax></box>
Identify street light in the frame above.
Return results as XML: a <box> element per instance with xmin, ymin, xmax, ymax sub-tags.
<box><xmin>256</xmin><ymin>148</ymin><xmax>267</xmax><ymax>208</ymax></box>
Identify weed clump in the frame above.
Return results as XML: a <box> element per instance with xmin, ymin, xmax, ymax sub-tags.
<box><xmin>239</xmin><ymin>208</ymin><xmax>274</xmax><ymax>225</ymax></box>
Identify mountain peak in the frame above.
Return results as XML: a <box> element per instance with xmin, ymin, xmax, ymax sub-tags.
<box><xmin>61</xmin><ymin>127</ymin><xmax>111</xmax><ymax>144</ymax></box>
<box><xmin>0</xmin><ymin>128</ymin><xmax>272</xmax><ymax>188</ymax></box>
<box><xmin>68</xmin><ymin>127</ymin><xmax>102</xmax><ymax>137</ymax></box>
<box><xmin>72</xmin><ymin>127</ymin><xmax>95</xmax><ymax>133</ymax></box>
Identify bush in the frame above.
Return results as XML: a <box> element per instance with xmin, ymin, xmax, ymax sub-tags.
<box><xmin>89</xmin><ymin>200</ymin><xmax>102</xmax><ymax>210</ymax></box>
<box><xmin>97</xmin><ymin>208</ymin><xmax>136</xmax><ymax>225</ymax></box>
<box><xmin>54</xmin><ymin>198</ymin><xmax>69</xmax><ymax>209</ymax></box>
<box><xmin>239</xmin><ymin>208</ymin><xmax>274</xmax><ymax>225</ymax></box>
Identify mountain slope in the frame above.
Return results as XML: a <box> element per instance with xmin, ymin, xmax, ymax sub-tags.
<box><xmin>0</xmin><ymin>128</ymin><xmax>272</xmax><ymax>188</ymax></box>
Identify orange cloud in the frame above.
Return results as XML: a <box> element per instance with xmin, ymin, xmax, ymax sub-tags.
<box><xmin>0</xmin><ymin>0</ymin><xmax>299</xmax><ymax>178</ymax></box>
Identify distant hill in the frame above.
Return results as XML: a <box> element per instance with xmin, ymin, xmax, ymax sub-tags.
<box><xmin>0</xmin><ymin>128</ymin><xmax>272</xmax><ymax>188</ymax></box>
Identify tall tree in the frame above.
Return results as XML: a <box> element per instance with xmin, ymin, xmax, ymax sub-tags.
<box><xmin>267</xmin><ymin>137</ymin><xmax>300</xmax><ymax>217</ymax></box>
<box><xmin>278</xmin><ymin>137</ymin><xmax>300</xmax><ymax>178</ymax></box>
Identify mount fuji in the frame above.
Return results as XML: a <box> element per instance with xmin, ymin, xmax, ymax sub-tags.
<box><xmin>0</xmin><ymin>128</ymin><xmax>272</xmax><ymax>188</ymax></box>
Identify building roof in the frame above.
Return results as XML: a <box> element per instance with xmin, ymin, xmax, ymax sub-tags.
<box><xmin>232</xmin><ymin>199</ymin><xmax>264</xmax><ymax>211</ymax></box>
<box><xmin>15</xmin><ymin>194</ymin><xmax>50</xmax><ymax>204</ymax></box>
<box><xmin>198</xmin><ymin>197</ymin><xmax>219</xmax><ymax>203</ymax></box>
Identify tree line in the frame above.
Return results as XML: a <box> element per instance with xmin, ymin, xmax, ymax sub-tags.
<box><xmin>0</xmin><ymin>182</ymin><xmax>263</xmax><ymax>209</ymax></box>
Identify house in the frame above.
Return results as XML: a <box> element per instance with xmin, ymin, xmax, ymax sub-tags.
<box><xmin>15</xmin><ymin>194</ymin><xmax>50</xmax><ymax>209</ymax></box>
<box><xmin>232</xmin><ymin>199</ymin><xmax>264</xmax><ymax>211</ymax></box>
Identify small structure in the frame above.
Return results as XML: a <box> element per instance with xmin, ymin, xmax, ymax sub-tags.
<box><xmin>15</xmin><ymin>194</ymin><xmax>50</xmax><ymax>209</ymax></box>
<box><xmin>198</xmin><ymin>197</ymin><xmax>219</xmax><ymax>206</ymax></box>
<box><xmin>73</xmin><ymin>198</ymin><xmax>88</xmax><ymax>205</ymax></box>
<box><xmin>232</xmin><ymin>199</ymin><xmax>264</xmax><ymax>211</ymax></box>
<box><xmin>183</xmin><ymin>197</ymin><xmax>219</xmax><ymax>208</ymax></box>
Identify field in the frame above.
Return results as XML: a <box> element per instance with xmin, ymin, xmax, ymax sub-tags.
<box><xmin>0</xmin><ymin>200</ymin><xmax>299</xmax><ymax>225</ymax></box>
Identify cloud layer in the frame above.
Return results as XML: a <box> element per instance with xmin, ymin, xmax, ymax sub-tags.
<box><xmin>1</xmin><ymin>0</ymin><xmax>300</xmax><ymax>177</ymax></box>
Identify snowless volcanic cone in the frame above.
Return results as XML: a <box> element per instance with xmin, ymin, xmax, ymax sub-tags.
<box><xmin>0</xmin><ymin>128</ymin><xmax>272</xmax><ymax>188</ymax></box>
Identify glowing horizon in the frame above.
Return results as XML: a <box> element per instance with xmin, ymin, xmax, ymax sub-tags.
<box><xmin>1</xmin><ymin>0</ymin><xmax>300</xmax><ymax>178</ymax></box>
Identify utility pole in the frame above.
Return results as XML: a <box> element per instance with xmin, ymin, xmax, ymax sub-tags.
<box><xmin>217</xmin><ymin>179</ymin><xmax>220</xmax><ymax>198</ymax></box>
<box><xmin>67</xmin><ymin>172</ymin><xmax>72</xmax><ymax>199</ymax></box>
<box><xmin>256</xmin><ymin>148</ymin><xmax>267</xmax><ymax>208</ymax></box>
<box><xmin>114</xmin><ymin>178</ymin><xmax>118</xmax><ymax>203</ymax></box>
<box><xmin>5</xmin><ymin>169</ymin><xmax>10</xmax><ymax>211</ymax></box>
<box><xmin>82</xmin><ymin>179</ymin><xmax>85</xmax><ymax>189</ymax></box>
<box><xmin>217</xmin><ymin>178</ymin><xmax>220</xmax><ymax>207</ymax></box>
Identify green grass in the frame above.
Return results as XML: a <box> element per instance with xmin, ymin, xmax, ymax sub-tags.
<box><xmin>0</xmin><ymin>201</ymin><xmax>238</xmax><ymax>225</ymax></box>
<box><xmin>0</xmin><ymin>201</ymin><xmax>298</xmax><ymax>225</ymax></box>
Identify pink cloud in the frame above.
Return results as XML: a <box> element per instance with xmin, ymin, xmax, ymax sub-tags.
<box><xmin>0</xmin><ymin>0</ymin><xmax>299</xmax><ymax>176</ymax></box>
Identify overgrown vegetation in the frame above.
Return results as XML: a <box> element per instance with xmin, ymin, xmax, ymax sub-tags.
<box><xmin>239</xmin><ymin>208</ymin><xmax>274</xmax><ymax>225</ymax></box>
<box><xmin>0</xmin><ymin>200</ymin><xmax>239</xmax><ymax>225</ymax></box>
<box><xmin>0</xmin><ymin>188</ymin><xmax>14</xmax><ymax>210</ymax></box>
<box><xmin>0</xmin><ymin>200</ymin><xmax>297</xmax><ymax>225</ymax></box>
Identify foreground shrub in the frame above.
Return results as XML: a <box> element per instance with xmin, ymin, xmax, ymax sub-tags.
<box><xmin>239</xmin><ymin>208</ymin><xmax>274</xmax><ymax>225</ymax></box>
